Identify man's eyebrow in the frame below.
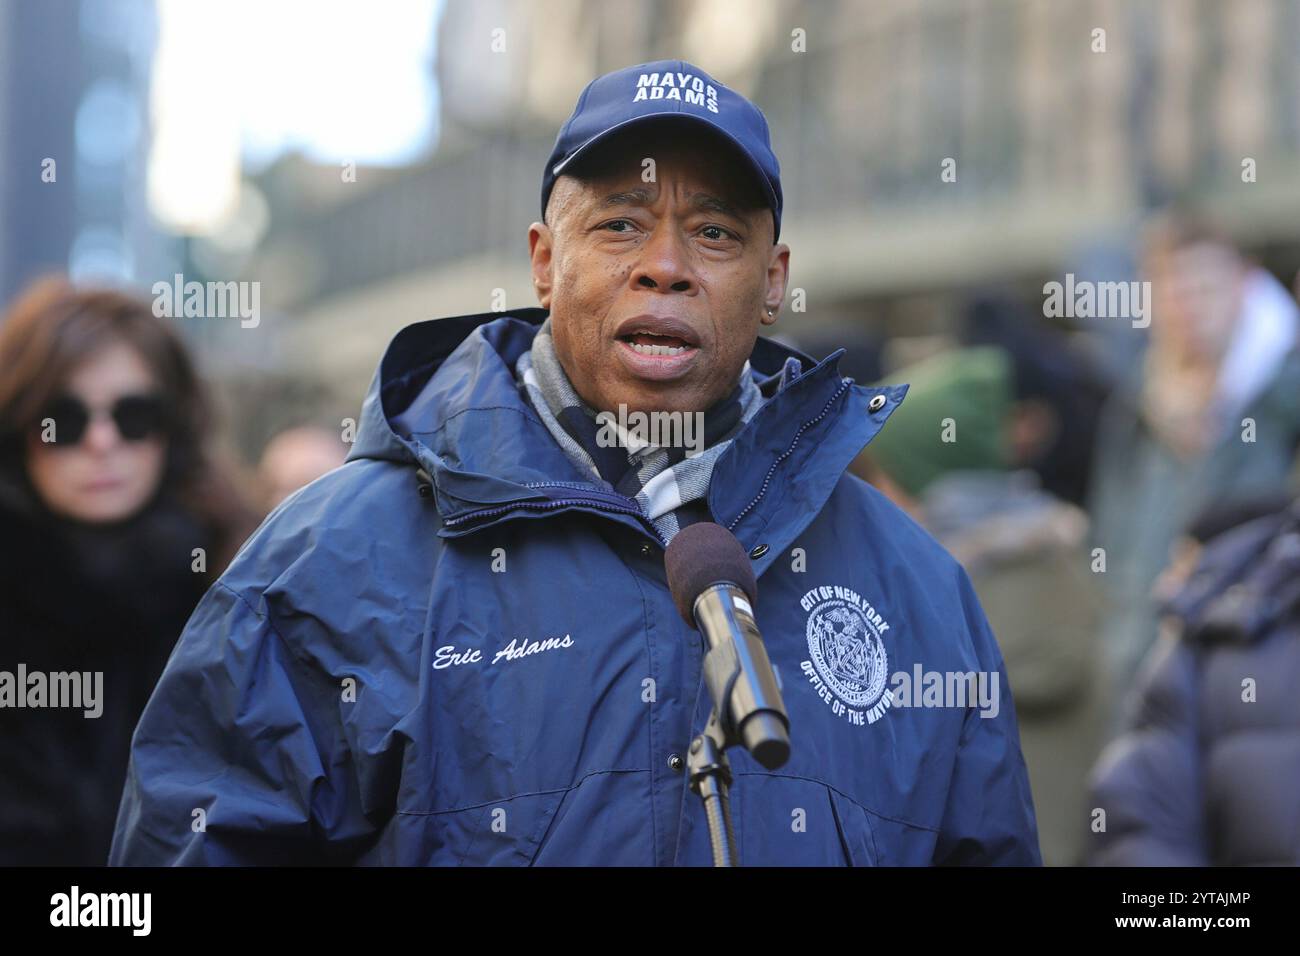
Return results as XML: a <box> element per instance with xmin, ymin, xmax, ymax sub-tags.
<box><xmin>597</xmin><ymin>188</ymin><xmax>654</xmax><ymax>209</ymax></box>
<box><xmin>689</xmin><ymin>193</ymin><xmax>745</xmax><ymax>219</ymax></box>
<box><xmin>595</xmin><ymin>188</ymin><xmax>749</xmax><ymax>220</ymax></box>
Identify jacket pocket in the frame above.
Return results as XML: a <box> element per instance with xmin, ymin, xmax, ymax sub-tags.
<box><xmin>734</xmin><ymin>773</ymin><xmax>878</xmax><ymax>866</ymax></box>
<box><xmin>826</xmin><ymin>787</ymin><xmax>879</xmax><ymax>866</ymax></box>
<box><xmin>391</xmin><ymin>788</ymin><xmax>568</xmax><ymax>866</ymax></box>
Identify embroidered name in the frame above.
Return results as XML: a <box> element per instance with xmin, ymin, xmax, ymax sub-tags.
<box><xmin>433</xmin><ymin>634</ymin><xmax>574</xmax><ymax>670</ymax></box>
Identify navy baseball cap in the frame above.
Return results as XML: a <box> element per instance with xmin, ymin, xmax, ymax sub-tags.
<box><xmin>541</xmin><ymin>59</ymin><xmax>783</xmax><ymax>242</ymax></box>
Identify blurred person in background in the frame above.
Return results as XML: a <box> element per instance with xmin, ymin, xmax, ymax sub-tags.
<box><xmin>0</xmin><ymin>277</ymin><xmax>257</xmax><ymax>865</ymax></box>
<box><xmin>854</xmin><ymin>346</ymin><xmax>1107</xmax><ymax>866</ymax></box>
<box><xmin>1088</xmin><ymin>212</ymin><xmax>1300</xmax><ymax>735</ymax></box>
<box><xmin>256</xmin><ymin>424</ymin><xmax>348</xmax><ymax>512</ymax></box>
<box><xmin>961</xmin><ymin>292</ymin><xmax>1110</xmax><ymax>509</ymax></box>
<box><xmin>1087</xmin><ymin>494</ymin><xmax>1300</xmax><ymax>865</ymax></box>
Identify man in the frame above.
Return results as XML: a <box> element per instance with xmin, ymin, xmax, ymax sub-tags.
<box><xmin>110</xmin><ymin>60</ymin><xmax>1040</xmax><ymax>866</ymax></box>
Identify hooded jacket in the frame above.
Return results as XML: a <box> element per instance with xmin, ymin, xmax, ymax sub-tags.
<box><xmin>109</xmin><ymin>308</ymin><xmax>1041</xmax><ymax>866</ymax></box>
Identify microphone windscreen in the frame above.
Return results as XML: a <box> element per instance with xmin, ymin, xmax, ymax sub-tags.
<box><xmin>664</xmin><ymin>522</ymin><xmax>758</xmax><ymax>624</ymax></box>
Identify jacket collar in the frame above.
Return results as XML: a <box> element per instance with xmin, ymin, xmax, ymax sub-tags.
<box><xmin>348</xmin><ymin>308</ymin><xmax>906</xmax><ymax>569</ymax></box>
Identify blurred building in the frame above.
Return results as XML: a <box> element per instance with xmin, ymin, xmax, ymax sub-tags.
<box><xmin>217</xmin><ymin>0</ymin><xmax>1300</xmax><ymax>408</ymax></box>
<box><xmin>0</xmin><ymin>0</ymin><xmax>160</xmax><ymax>305</ymax></box>
<box><xmin>0</xmin><ymin>0</ymin><xmax>75</xmax><ymax>304</ymax></box>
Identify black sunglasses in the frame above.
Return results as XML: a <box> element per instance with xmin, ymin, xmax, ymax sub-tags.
<box><xmin>35</xmin><ymin>393</ymin><xmax>170</xmax><ymax>446</ymax></box>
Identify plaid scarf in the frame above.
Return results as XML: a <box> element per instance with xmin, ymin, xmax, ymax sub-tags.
<box><xmin>516</xmin><ymin>317</ymin><xmax>767</xmax><ymax>543</ymax></box>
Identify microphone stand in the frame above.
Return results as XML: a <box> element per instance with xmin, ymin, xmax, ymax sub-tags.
<box><xmin>687</xmin><ymin>708</ymin><xmax>739</xmax><ymax>867</ymax></box>
<box><xmin>686</xmin><ymin>584</ymin><xmax>791</xmax><ymax>867</ymax></box>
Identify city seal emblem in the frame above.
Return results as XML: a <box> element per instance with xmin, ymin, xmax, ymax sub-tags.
<box><xmin>799</xmin><ymin>585</ymin><xmax>894</xmax><ymax>726</ymax></box>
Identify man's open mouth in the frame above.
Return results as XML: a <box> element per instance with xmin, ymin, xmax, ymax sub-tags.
<box><xmin>618</xmin><ymin>331</ymin><xmax>695</xmax><ymax>356</ymax></box>
<box><xmin>612</xmin><ymin>316</ymin><xmax>703</xmax><ymax>380</ymax></box>
<box><xmin>613</xmin><ymin>315</ymin><xmax>702</xmax><ymax>359</ymax></box>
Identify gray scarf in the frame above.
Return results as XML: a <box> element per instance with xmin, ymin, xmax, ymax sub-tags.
<box><xmin>515</xmin><ymin>317</ymin><xmax>767</xmax><ymax>543</ymax></box>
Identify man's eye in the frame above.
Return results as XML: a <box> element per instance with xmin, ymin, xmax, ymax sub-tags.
<box><xmin>602</xmin><ymin>219</ymin><xmax>635</xmax><ymax>233</ymax></box>
<box><xmin>700</xmin><ymin>225</ymin><xmax>734</xmax><ymax>241</ymax></box>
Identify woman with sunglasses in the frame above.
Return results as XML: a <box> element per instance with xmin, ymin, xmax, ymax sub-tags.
<box><xmin>0</xmin><ymin>276</ymin><xmax>257</xmax><ymax>865</ymax></box>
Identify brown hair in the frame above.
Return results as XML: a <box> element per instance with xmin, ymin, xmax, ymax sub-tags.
<box><xmin>0</xmin><ymin>275</ymin><xmax>258</xmax><ymax>576</ymax></box>
<box><xmin>1142</xmin><ymin>207</ymin><xmax>1237</xmax><ymax>262</ymax></box>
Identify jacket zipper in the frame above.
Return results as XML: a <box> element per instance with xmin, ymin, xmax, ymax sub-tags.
<box><xmin>727</xmin><ymin>378</ymin><xmax>853</xmax><ymax>530</ymax></box>
<box><xmin>442</xmin><ymin>491</ymin><xmax>669</xmax><ymax>548</ymax></box>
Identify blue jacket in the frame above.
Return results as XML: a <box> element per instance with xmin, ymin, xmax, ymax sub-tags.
<box><xmin>109</xmin><ymin>309</ymin><xmax>1041</xmax><ymax>866</ymax></box>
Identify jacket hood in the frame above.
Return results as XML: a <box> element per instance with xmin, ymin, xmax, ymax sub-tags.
<box><xmin>347</xmin><ymin>308</ymin><xmax>906</xmax><ymax>571</ymax></box>
<box><xmin>1168</xmin><ymin>502</ymin><xmax>1300</xmax><ymax>645</ymax></box>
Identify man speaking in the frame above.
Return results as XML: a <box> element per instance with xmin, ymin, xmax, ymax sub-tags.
<box><xmin>111</xmin><ymin>60</ymin><xmax>1040</xmax><ymax>866</ymax></box>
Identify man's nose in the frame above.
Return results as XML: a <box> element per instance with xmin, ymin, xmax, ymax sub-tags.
<box><xmin>632</xmin><ymin>222</ymin><xmax>694</xmax><ymax>293</ymax></box>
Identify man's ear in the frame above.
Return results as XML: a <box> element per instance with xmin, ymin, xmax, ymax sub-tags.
<box><xmin>762</xmin><ymin>241</ymin><xmax>791</xmax><ymax>326</ymax></box>
<box><xmin>528</xmin><ymin>221</ymin><xmax>555</xmax><ymax>309</ymax></box>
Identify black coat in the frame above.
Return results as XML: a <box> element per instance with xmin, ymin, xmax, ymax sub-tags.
<box><xmin>1087</xmin><ymin>503</ymin><xmax>1300</xmax><ymax>865</ymax></box>
<box><xmin>0</xmin><ymin>481</ymin><xmax>212</xmax><ymax>865</ymax></box>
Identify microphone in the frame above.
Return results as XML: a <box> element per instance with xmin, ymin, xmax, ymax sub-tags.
<box><xmin>665</xmin><ymin>522</ymin><xmax>790</xmax><ymax>770</ymax></box>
